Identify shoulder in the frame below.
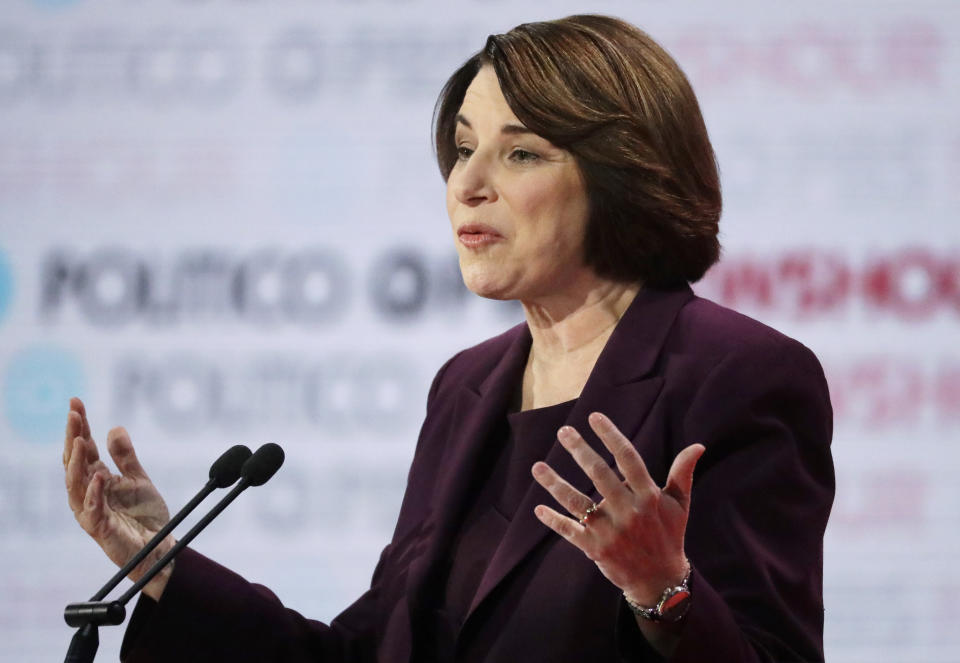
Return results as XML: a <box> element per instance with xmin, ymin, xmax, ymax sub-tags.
<box><xmin>645</xmin><ymin>293</ymin><xmax>831</xmax><ymax>444</ymax></box>
<box><xmin>670</xmin><ymin>295</ymin><xmax>823</xmax><ymax>377</ymax></box>
<box><xmin>670</xmin><ymin>296</ymin><xmax>833</xmax><ymax>445</ymax></box>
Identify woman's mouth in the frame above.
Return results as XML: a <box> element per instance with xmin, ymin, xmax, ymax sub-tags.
<box><xmin>457</xmin><ymin>224</ymin><xmax>504</xmax><ymax>249</ymax></box>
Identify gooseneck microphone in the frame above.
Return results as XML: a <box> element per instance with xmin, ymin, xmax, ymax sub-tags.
<box><xmin>113</xmin><ymin>442</ymin><xmax>285</xmax><ymax>605</ymax></box>
<box><xmin>89</xmin><ymin>444</ymin><xmax>252</xmax><ymax>604</ymax></box>
<box><xmin>63</xmin><ymin>443</ymin><xmax>284</xmax><ymax>663</ymax></box>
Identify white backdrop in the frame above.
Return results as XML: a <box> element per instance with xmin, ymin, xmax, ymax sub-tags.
<box><xmin>1</xmin><ymin>1</ymin><xmax>958</xmax><ymax>660</ymax></box>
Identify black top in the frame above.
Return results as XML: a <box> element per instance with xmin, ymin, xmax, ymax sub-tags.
<box><xmin>426</xmin><ymin>399</ymin><xmax>575</xmax><ymax>660</ymax></box>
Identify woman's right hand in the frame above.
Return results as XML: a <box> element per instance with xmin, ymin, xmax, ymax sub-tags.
<box><xmin>63</xmin><ymin>397</ymin><xmax>175</xmax><ymax>601</ymax></box>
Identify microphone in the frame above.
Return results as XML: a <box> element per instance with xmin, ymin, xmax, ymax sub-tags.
<box><xmin>86</xmin><ymin>444</ymin><xmax>252</xmax><ymax>605</ymax></box>
<box><xmin>240</xmin><ymin>441</ymin><xmax>285</xmax><ymax>486</ymax></box>
<box><xmin>210</xmin><ymin>444</ymin><xmax>256</xmax><ymax>487</ymax></box>
<box><xmin>113</xmin><ymin>442</ymin><xmax>284</xmax><ymax>606</ymax></box>
<box><xmin>63</xmin><ymin>444</ymin><xmax>281</xmax><ymax>663</ymax></box>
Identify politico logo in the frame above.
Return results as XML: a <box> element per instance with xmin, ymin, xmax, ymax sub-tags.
<box><xmin>38</xmin><ymin>246</ymin><xmax>517</xmax><ymax>327</ymax></box>
<box><xmin>110</xmin><ymin>351</ymin><xmax>422</xmax><ymax>437</ymax></box>
<box><xmin>0</xmin><ymin>28</ymin><xmax>243</xmax><ymax>107</ymax></box>
<box><xmin>0</xmin><ymin>25</ymin><xmax>466</xmax><ymax>107</ymax></box>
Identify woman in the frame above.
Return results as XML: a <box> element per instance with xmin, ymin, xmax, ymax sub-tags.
<box><xmin>63</xmin><ymin>15</ymin><xmax>834</xmax><ymax>662</ymax></box>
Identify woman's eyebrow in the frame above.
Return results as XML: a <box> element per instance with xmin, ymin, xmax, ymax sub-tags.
<box><xmin>500</xmin><ymin>123</ymin><xmax>534</xmax><ymax>136</ymax></box>
<box><xmin>455</xmin><ymin>114</ymin><xmax>534</xmax><ymax>136</ymax></box>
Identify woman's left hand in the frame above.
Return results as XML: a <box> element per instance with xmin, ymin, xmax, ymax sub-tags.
<box><xmin>531</xmin><ymin>411</ymin><xmax>705</xmax><ymax>607</ymax></box>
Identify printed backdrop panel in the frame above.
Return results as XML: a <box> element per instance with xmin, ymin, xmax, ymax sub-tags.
<box><xmin>1</xmin><ymin>1</ymin><xmax>957</xmax><ymax>660</ymax></box>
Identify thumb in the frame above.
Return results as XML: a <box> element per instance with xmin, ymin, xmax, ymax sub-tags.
<box><xmin>107</xmin><ymin>427</ymin><xmax>149</xmax><ymax>480</ymax></box>
<box><xmin>662</xmin><ymin>443</ymin><xmax>706</xmax><ymax>509</ymax></box>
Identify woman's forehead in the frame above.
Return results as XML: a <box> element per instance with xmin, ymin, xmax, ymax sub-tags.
<box><xmin>456</xmin><ymin>67</ymin><xmax>523</xmax><ymax>130</ymax></box>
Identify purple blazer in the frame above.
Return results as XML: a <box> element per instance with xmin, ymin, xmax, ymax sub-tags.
<box><xmin>121</xmin><ymin>285</ymin><xmax>834</xmax><ymax>662</ymax></box>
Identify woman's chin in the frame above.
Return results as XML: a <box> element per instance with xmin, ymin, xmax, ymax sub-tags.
<box><xmin>461</xmin><ymin>272</ymin><xmax>513</xmax><ymax>301</ymax></box>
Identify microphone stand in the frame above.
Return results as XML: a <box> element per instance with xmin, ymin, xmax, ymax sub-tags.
<box><xmin>61</xmin><ymin>480</ymin><xmax>220</xmax><ymax>663</ymax></box>
<box><xmin>63</xmin><ymin>606</ymin><xmax>124</xmax><ymax>663</ymax></box>
<box><xmin>62</xmin><ymin>443</ymin><xmax>282</xmax><ymax>663</ymax></box>
<box><xmin>62</xmin><ymin>480</ymin><xmax>251</xmax><ymax>663</ymax></box>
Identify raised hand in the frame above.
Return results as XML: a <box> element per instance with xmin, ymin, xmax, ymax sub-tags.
<box><xmin>531</xmin><ymin>411</ymin><xmax>704</xmax><ymax>609</ymax></box>
<box><xmin>63</xmin><ymin>397</ymin><xmax>174</xmax><ymax>600</ymax></box>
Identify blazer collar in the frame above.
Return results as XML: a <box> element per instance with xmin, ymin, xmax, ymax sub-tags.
<box><xmin>464</xmin><ymin>284</ymin><xmax>693</xmax><ymax>619</ymax></box>
<box><xmin>469</xmin><ymin>284</ymin><xmax>693</xmax><ymax>398</ymax></box>
<box><xmin>408</xmin><ymin>284</ymin><xmax>694</xmax><ymax>631</ymax></box>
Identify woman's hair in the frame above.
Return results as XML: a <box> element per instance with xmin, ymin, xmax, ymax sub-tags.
<box><xmin>434</xmin><ymin>15</ymin><xmax>721</xmax><ymax>287</ymax></box>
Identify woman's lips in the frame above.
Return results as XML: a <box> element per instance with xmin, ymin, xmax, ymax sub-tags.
<box><xmin>457</xmin><ymin>224</ymin><xmax>504</xmax><ymax>249</ymax></box>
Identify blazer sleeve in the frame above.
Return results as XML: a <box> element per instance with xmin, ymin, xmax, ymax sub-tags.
<box><xmin>119</xmin><ymin>546</ymin><xmax>381</xmax><ymax>662</ymax></box>
<box><xmin>620</xmin><ymin>335</ymin><xmax>835</xmax><ymax>663</ymax></box>
<box><xmin>118</xmin><ymin>355</ymin><xmax>461</xmax><ymax>663</ymax></box>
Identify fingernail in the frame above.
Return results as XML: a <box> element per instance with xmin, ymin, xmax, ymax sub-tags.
<box><xmin>589</xmin><ymin>412</ymin><xmax>605</xmax><ymax>424</ymax></box>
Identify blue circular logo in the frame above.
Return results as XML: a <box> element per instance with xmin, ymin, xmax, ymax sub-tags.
<box><xmin>0</xmin><ymin>250</ymin><xmax>12</xmax><ymax>324</ymax></box>
<box><xmin>4</xmin><ymin>346</ymin><xmax>85</xmax><ymax>445</ymax></box>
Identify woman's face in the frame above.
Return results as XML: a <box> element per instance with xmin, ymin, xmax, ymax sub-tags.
<box><xmin>446</xmin><ymin>66</ymin><xmax>592</xmax><ymax>302</ymax></box>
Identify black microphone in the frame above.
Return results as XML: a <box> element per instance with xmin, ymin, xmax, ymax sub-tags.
<box><xmin>209</xmin><ymin>444</ymin><xmax>256</xmax><ymax>487</ymax></box>
<box><xmin>240</xmin><ymin>441</ymin><xmax>285</xmax><ymax>486</ymax></box>
<box><xmin>113</xmin><ymin>442</ymin><xmax>285</xmax><ymax>605</ymax></box>
<box><xmin>86</xmin><ymin>444</ymin><xmax>253</xmax><ymax>606</ymax></box>
<box><xmin>63</xmin><ymin>444</ymin><xmax>284</xmax><ymax>663</ymax></box>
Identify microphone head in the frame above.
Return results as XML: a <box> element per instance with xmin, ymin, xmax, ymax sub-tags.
<box><xmin>208</xmin><ymin>445</ymin><xmax>253</xmax><ymax>488</ymax></box>
<box><xmin>242</xmin><ymin>443</ymin><xmax>285</xmax><ymax>486</ymax></box>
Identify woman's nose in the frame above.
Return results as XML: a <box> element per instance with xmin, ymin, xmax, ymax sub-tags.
<box><xmin>450</xmin><ymin>153</ymin><xmax>497</xmax><ymax>205</ymax></box>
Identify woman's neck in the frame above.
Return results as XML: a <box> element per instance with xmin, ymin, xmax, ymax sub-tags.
<box><xmin>522</xmin><ymin>279</ymin><xmax>640</xmax><ymax>359</ymax></box>
<box><xmin>519</xmin><ymin>278</ymin><xmax>640</xmax><ymax>410</ymax></box>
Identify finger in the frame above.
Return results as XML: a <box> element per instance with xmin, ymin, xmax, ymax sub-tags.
<box><xmin>556</xmin><ymin>425</ymin><xmax>628</xmax><ymax>504</ymax></box>
<box><xmin>587</xmin><ymin>412</ymin><xmax>657</xmax><ymax>495</ymax></box>
<box><xmin>531</xmin><ymin>461</ymin><xmax>596</xmax><ymax>520</ymax></box>
<box><xmin>65</xmin><ymin>437</ymin><xmax>93</xmax><ymax>512</ymax></box>
<box><xmin>662</xmin><ymin>443</ymin><xmax>706</xmax><ymax>509</ymax></box>
<box><xmin>107</xmin><ymin>427</ymin><xmax>148</xmax><ymax>480</ymax></box>
<box><xmin>533</xmin><ymin>504</ymin><xmax>586</xmax><ymax>547</ymax></box>
<box><xmin>84</xmin><ymin>470</ymin><xmax>105</xmax><ymax>511</ymax></box>
<box><xmin>64</xmin><ymin>398</ymin><xmax>92</xmax><ymax>466</ymax></box>
<box><xmin>80</xmin><ymin>471</ymin><xmax>110</xmax><ymax>536</ymax></box>
<box><xmin>66</xmin><ymin>437</ymin><xmax>95</xmax><ymax>512</ymax></box>
<box><xmin>75</xmin><ymin>397</ymin><xmax>92</xmax><ymax>441</ymax></box>
<box><xmin>64</xmin><ymin>410</ymin><xmax>81</xmax><ymax>466</ymax></box>
<box><xmin>66</xmin><ymin>434</ymin><xmax>110</xmax><ymax>510</ymax></box>
<box><xmin>65</xmin><ymin>437</ymin><xmax>83</xmax><ymax>512</ymax></box>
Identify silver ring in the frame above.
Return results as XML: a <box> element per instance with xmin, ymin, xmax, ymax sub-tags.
<box><xmin>578</xmin><ymin>502</ymin><xmax>600</xmax><ymax>526</ymax></box>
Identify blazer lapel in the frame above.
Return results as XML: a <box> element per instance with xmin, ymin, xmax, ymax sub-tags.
<box><xmin>404</xmin><ymin>325</ymin><xmax>532</xmax><ymax>607</ymax></box>
<box><xmin>465</xmin><ymin>285</ymin><xmax>694</xmax><ymax>619</ymax></box>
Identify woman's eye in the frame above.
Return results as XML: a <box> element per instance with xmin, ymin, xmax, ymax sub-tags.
<box><xmin>510</xmin><ymin>149</ymin><xmax>539</xmax><ymax>163</ymax></box>
<box><xmin>456</xmin><ymin>145</ymin><xmax>474</xmax><ymax>160</ymax></box>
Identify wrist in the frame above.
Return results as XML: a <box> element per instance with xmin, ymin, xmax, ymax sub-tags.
<box><xmin>623</xmin><ymin>557</ymin><xmax>690</xmax><ymax>605</ymax></box>
<box><xmin>129</xmin><ymin>536</ymin><xmax>177</xmax><ymax>602</ymax></box>
<box><xmin>142</xmin><ymin>560</ymin><xmax>174</xmax><ymax>602</ymax></box>
<box><xmin>624</xmin><ymin>559</ymin><xmax>692</xmax><ymax>623</ymax></box>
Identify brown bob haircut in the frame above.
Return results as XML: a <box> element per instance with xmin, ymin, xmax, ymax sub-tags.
<box><xmin>434</xmin><ymin>15</ymin><xmax>721</xmax><ymax>287</ymax></box>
